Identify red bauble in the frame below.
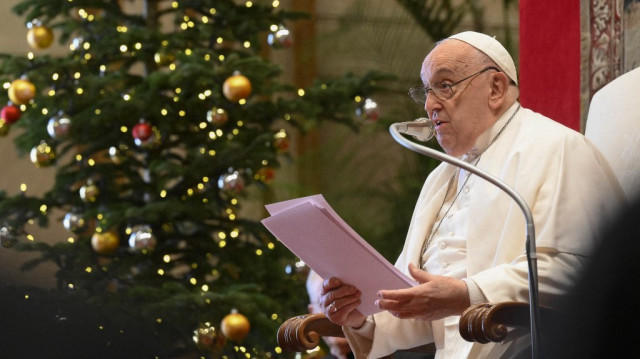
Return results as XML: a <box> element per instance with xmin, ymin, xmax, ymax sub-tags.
<box><xmin>132</xmin><ymin>122</ymin><xmax>153</xmax><ymax>141</ymax></box>
<box><xmin>1</xmin><ymin>105</ymin><xmax>21</xmax><ymax>124</ymax></box>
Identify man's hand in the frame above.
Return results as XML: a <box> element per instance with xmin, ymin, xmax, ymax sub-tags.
<box><xmin>321</xmin><ymin>277</ymin><xmax>366</xmax><ymax>328</ymax></box>
<box><xmin>375</xmin><ymin>263</ymin><xmax>470</xmax><ymax>321</ymax></box>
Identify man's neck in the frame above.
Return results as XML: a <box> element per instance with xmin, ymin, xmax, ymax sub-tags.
<box><xmin>464</xmin><ymin>101</ymin><xmax>520</xmax><ymax>160</ymax></box>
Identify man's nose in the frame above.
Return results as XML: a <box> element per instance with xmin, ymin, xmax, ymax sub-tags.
<box><xmin>424</xmin><ymin>92</ymin><xmax>441</xmax><ymax>118</ymax></box>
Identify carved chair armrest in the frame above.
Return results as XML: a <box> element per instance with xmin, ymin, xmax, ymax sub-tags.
<box><xmin>459</xmin><ymin>301</ymin><xmax>560</xmax><ymax>343</ymax></box>
<box><xmin>277</xmin><ymin>313</ymin><xmax>344</xmax><ymax>352</ymax></box>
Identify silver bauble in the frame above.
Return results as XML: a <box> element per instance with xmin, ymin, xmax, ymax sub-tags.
<box><xmin>62</xmin><ymin>212</ymin><xmax>88</xmax><ymax>233</ymax></box>
<box><xmin>206</xmin><ymin>107</ymin><xmax>228</xmax><ymax>126</ymax></box>
<box><xmin>128</xmin><ymin>225</ymin><xmax>157</xmax><ymax>251</ymax></box>
<box><xmin>47</xmin><ymin>114</ymin><xmax>72</xmax><ymax>139</ymax></box>
<box><xmin>217</xmin><ymin>171</ymin><xmax>245</xmax><ymax>193</ymax></box>
<box><xmin>0</xmin><ymin>226</ymin><xmax>18</xmax><ymax>248</ymax></box>
<box><xmin>267</xmin><ymin>25</ymin><xmax>292</xmax><ymax>48</ymax></box>
<box><xmin>356</xmin><ymin>98</ymin><xmax>380</xmax><ymax>122</ymax></box>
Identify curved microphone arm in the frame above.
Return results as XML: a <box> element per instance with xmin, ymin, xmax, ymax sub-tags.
<box><xmin>389</xmin><ymin>122</ymin><xmax>540</xmax><ymax>359</ymax></box>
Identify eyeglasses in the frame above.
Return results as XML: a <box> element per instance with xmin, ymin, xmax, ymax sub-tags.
<box><xmin>408</xmin><ymin>66</ymin><xmax>500</xmax><ymax>104</ymax></box>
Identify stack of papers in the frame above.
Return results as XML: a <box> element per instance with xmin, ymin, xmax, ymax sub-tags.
<box><xmin>261</xmin><ymin>194</ymin><xmax>415</xmax><ymax>316</ymax></box>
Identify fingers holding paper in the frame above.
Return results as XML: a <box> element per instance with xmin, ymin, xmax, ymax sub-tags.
<box><xmin>375</xmin><ymin>263</ymin><xmax>470</xmax><ymax>321</ymax></box>
<box><xmin>321</xmin><ymin>277</ymin><xmax>366</xmax><ymax>328</ymax></box>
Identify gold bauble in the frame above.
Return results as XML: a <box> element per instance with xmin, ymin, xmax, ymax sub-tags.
<box><xmin>0</xmin><ymin>119</ymin><xmax>10</xmax><ymax>137</ymax></box>
<box><xmin>79</xmin><ymin>183</ymin><xmax>100</xmax><ymax>202</ymax></box>
<box><xmin>220</xmin><ymin>311</ymin><xmax>250</xmax><ymax>342</ymax></box>
<box><xmin>193</xmin><ymin>322</ymin><xmax>227</xmax><ymax>351</ymax></box>
<box><xmin>154</xmin><ymin>51</ymin><xmax>175</xmax><ymax>66</ymax></box>
<box><xmin>222</xmin><ymin>73</ymin><xmax>252</xmax><ymax>102</ymax></box>
<box><xmin>27</xmin><ymin>25</ymin><xmax>54</xmax><ymax>50</ymax></box>
<box><xmin>91</xmin><ymin>230</ymin><xmax>120</xmax><ymax>255</ymax></box>
<box><xmin>30</xmin><ymin>142</ymin><xmax>56</xmax><ymax>167</ymax></box>
<box><xmin>8</xmin><ymin>79</ymin><xmax>36</xmax><ymax>105</ymax></box>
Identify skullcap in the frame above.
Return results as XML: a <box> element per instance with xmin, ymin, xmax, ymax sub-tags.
<box><xmin>448</xmin><ymin>31</ymin><xmax>518</xmax><ymax>85</ymax></box>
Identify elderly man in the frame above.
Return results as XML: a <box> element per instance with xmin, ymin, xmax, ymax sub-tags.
<box><xmin>319</xmin><ymin>31</ymin><xmax>624</xmax><ymax>358</ymax></box>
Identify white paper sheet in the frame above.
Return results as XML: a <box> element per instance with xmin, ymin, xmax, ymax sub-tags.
<box><xmin>261</xmin><ymin>194</ymin><xmax>415</xmax><ymax>316</ymax></box>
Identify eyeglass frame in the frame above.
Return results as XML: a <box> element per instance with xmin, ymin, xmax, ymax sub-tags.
<box><xmin>408</xmin><ymin>66</ymin><xmax>501</xmax><ymax>104</ymax></box>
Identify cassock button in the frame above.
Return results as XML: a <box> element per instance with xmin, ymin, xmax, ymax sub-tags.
<box><xmin>442</xmin><ymin>262</ymin><xmax>449</xmax><ymax>268</ymax></box>
<box><xmin>464</xmin><ymin>187</ymin><xmax>470</xmax><ymax>194</ymax></box>
<box><xmin>448</xmin><ymin>232</ymin><xmax>454</xmax><ymax>237</ymax></box>
<box><xmin>439</xmin><ymin>241</ymin><xmax>447</xmax><ymax>249</ymax></box>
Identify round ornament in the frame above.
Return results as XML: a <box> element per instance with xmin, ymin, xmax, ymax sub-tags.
<box><xmin>222</xmin><ymin>73</ymin><xmax>251</xmax><ymax>102</ymax></box>
<box><xmin>217</xmin><ymin>171</ymin><xmax>245</xmax><ymax>193</ymax></box>
<box><xmin>0</xmin><ymin>226</ymin><xmax>18</xmax><ymax>248</ymax></box>
<box><xmin>27</xmin><ymin>25</ymin><xmax>54</xmax><ymax>50</ymax></box>
<box><xmin>47</xmin><ymin>114</ymin><xmax>72</xmax><ymax>139</ymax></box>
<box><xmin>0</xmin><ymin>120</ymin><xmax>10</xmax><ymax>137</ymax></box>
<box><xmin>1</xmin><ymin>105</ymin><xmax>21</xmax><ymax>124</ymax></box>
<box><xmin>132</xmin><ymin>122</ymin><xmax>153</xmax><ymax>141</ymax></box>
<box><xmin>30</xmin><ymin>141</ymin><xmax>56</xmax><ymax>167</ymax></box>
<box><xmin>206</xmin><ymin>107</ymin><xmax>228</xmax><ymax>126</ymax></box>
<box><xmin>91</xmin><ymin>230</ymin><xmax>120</xmax><ymax>255</ymax></box>
<box><xmin>62</xmin><ymin>211</ymin><xmax>88</xmax><ymax>233</ymax></box>
<box><xmin>267</xmin><ymin>25</ymin><xmax>292</xmax><ymax>48</ymax></box>
<box><xmin>70</xmin><ymin>36</ymin><xmax>84</xmax><ymax>52</ymax></box>
<box><xmin>220</xmin><ymin>311</ymin><xmax>250</xmax><ymax>342</ymax></box>
<box><xmin>134</xmin><ymin>126</ymin><xmax>162</xmax><ymax>149</ymax></box>
<box><xmin>154</xmin><ymin>51</ymin><xmax>175</xmax><ymax>66</ymax></box>
<box><xmin>356</xmin><ymin>98</ymin><xmax>380</xmax><ymax>122</ymax></box>
<box><xmin>256</xmin><ymin>167</ymin><xmax>275</xmax><ymax>184</ymax></box>
<box><xmin>128</xmin><ymin>224</ymin><xmax>157</xmax><ymax>251</ymax></box>
<box><xmin>193</xmin><ymin>322</ymin><xmax>226</xmax><ymax>351</ymax></box>
<box><xmin>108</xmin><ymin>144</ymin><xmax>130</xmax><ymax>165</ymax></box>
<box><xmin>8</xmin><ymin>79</ymin><xmax>36</xmax><ymax>105</ymax></box>
<box><xmin>79</xmin><ymin>182</ymin><xmax>99</xmax><ymax>202</ymax></box>
<box><xmin>273</xmin><ymin>129</ymin><xmax>290</xmax><ymax>153</ymax></box>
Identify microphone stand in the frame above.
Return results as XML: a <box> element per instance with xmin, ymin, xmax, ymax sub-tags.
<box><xmin>389</xmin><ymin>123</ymin><xmax>541</xmax><ymax>359</ymax></box>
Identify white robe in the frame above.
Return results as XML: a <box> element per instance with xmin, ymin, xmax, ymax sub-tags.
<box><xmin>344</xmin><ymin>103</ymin><xmax>625</xmax><ymax>358</ymax></box>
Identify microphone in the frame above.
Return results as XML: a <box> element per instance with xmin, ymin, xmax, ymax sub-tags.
<box><xmin>389</xmin><ymin>121</ymin><xmax>541</xmax><ymax>359</ymax></box>
<box><xmin>395</xmin><ymin>117</ymin><xmax>435</xmax><ymax>142</ymax></box>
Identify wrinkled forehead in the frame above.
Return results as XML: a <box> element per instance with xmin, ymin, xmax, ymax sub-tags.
<box><xmin>420</xmin><ymin>40</ymin><xmax>475</xmax><ymax>83</ymax></box>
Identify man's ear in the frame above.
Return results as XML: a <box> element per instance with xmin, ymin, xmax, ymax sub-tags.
<box><xmin>488</xmin><ymin>71</ymin><xmax>509</xmax><ymax>110</ymax></box>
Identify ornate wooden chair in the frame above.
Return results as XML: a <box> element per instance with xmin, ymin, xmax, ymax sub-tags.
<box><xmin>278</xmin><ymin>66</ymin><xmax>640</xmax><ymax>355</ymax></box>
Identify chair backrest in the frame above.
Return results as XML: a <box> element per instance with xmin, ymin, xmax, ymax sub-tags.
<box><xmin>584</xmin><ymin>66</ymin><xmax>640</xmax><ymax>200</ymax></box>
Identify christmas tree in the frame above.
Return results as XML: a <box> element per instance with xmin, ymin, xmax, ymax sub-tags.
<box><xmin>0</xmin><ymin>0</ymin><xmax>389</xmax><ymax>357</ymax></box>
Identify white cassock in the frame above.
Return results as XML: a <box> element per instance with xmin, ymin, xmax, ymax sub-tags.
<box><xmin>343</xmin><ymin>102</ymin><xmax>625</xmax><ymax>358</ymax></box>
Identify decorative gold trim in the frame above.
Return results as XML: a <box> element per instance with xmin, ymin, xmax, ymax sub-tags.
<box><xmin>590</xmin><ymin>0</ymin><xmax>624</xmax><ymax>94</ymax></box>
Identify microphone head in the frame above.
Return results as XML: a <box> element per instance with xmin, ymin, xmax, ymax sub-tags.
<box><xmin>404</xmin><ymin>117</ymin><xmax>434</xmax><ymax>142</ymax></box>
